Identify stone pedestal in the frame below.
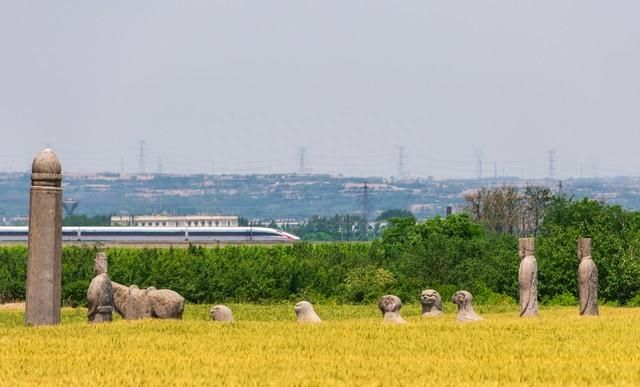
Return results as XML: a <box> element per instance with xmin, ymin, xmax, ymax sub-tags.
<box><xmin>25</xmin><ymin>149</ymin><xmax>62</xmax><ymax>326</ymax></box>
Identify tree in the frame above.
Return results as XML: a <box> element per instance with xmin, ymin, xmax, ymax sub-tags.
<box><xmin>376</xmin><ymin>209</ymin><xmax>416</xmax><ymax>222</ymax></box>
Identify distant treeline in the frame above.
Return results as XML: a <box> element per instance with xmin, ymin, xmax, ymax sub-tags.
<box><xmin>4</xmin><ymin>195</ymin><xmax>640</xmax><ymax>306</ymax></box>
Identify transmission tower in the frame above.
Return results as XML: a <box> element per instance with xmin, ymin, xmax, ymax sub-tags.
<box><xmin>475</xmin><ymin>150</ymin><xmax>483</xmax><ymax>179</ymax></box>
<box><xmin>398</xmin><ymin>146</ymin><xmax>408</xmax><ymax>179</ymax></box>
<box><xmin>137</xmin><ymin>140</ymin><xmax>146</xmax><ymax>174</ymax></box>
<box><xmin>360</xmin><ymin>181</ymin><xmax>370</xmax><ymax>239</ymax></box>
<box><xmin>156</xmin><ymin>156</ymin><xmax>163</xmax><ymax>174</ymax></box>
<box><xmin>298</xmin><ymin>147</ymin><xmax>306</xmax><ymax>174</ymax></box>
<box><xmin>548</xmin><ymin>149</ymin><xmax>557</xmax><ymax>180</ymax></box>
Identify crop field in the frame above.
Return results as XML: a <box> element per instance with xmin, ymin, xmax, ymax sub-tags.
<box><xmin>1</xmin><ymin>304</ymin><xmax>640</xmax><ymax>386</ymax></box>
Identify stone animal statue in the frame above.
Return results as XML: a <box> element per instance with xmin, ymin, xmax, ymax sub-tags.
<box><xmin>87</xmin><ymin>252</ymin><xmax>113</xmax><ymax>323</ymax></box>
<box><xmin>451</xmin><ymin>290</ymin><xmax>483</xmax><ymax>322</ymax></box>
<box><xmin>578</xmin><ymin>238</ymin><xmax>599</xmax><ymax>316</ymax></box>
<box><xmin>111</xmin><ymin>281</ymin><xmax>185</xmax><ymax>320</ymax></box>
<box><xmin>420</xmin><ymin>289</ymin><xmax>443</xmax><ymax>317</ymax></box>
<box><xmin>294</xmin><ymin>301</ymin><xmax>321</xmax><ymax>323</ymax></box>
<box><xmin>518</xmin><ymin>238</ymin><xmax>539</xmax><ymax>317</ymax></box>
<box><xmin>210</xmin><ymin>304</ymin><xmax>234</xmax><ymax>322</ymax></box>
<box><xmin>378</xmin><ymin>295</ymin><xmax>406</xmax><ymax>324</ymax></box>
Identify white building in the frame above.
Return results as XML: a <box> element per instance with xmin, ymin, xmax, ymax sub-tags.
<box><xmin>111</xmin><ymin>215</ymin><xmax>238</xmax><ymax>228</ymax></box>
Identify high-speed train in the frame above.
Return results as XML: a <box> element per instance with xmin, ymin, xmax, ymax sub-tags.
<box><xmin>0</xmin><ymin>226</ymin><xmax>300</xmax><ymax>244</ymax></box>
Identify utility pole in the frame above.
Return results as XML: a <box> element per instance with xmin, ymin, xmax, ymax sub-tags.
<box><xmin>137</xmin><ymin>140</ymin><xmax>146</xmax><ymax>174</ymax></box>
<box><xmin>156</xmin><ymin>156</ymin><xmax>163</xmax><ymax>175</ymax></box>
<box><xmin>494</xmin><ymin>161</ymin><xmax>498</xmax><ymax>179</ymax></box>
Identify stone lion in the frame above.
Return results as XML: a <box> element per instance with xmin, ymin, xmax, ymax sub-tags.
<box><xmin>451</xmin><ymin>290</ymin><xmax>483</xmax><ymax>322</ymax></box>
<box><xmin>378</xmin><ymin>295</ymin><xmax>406</xmax><ymax>324</ymax></box>
<box><xmin>210</xmin><ymin>304</ymin><xmax>234</xmax><ymax>322</ymax></box>
<box><xmin>111</xmin><ymin>281</ymin><xmax>185</xmax><ymax>320</ymax></box>
<box><xmin>294</xmin><ymin>301</ymin><xmax>321</xmax><ymax>323</ymax></box>
<box><xmin>420</xmin><ymin>289</ymin><xmax>443</xmax><ymax>317</ymax></box>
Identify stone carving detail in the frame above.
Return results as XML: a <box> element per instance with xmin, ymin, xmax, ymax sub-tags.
<box><xmin>518</xmin><ymin>238</ymin><xmax>539</xmax><ymax>317</ymax></box>
<box><xmin>578</xmin><ymin>238</ymin><xmax>599</xmax><ymax>316</ymax></box>
<box><xmin>111</xmin><ymin>282</ymin><xmax>185</xmax><ymax>320</ymax></box>
<box><xmin>420</xmin><ymin>289</ymin><xmax>443</xmax><ymax>317</ymax></box>
<box><xmin>210</xmin><ymin>305</ymin><xmax>234</xmax><ymax>322</ymax></box>
<box><xmin>87</xmin><ymin>252</ymin><xmax>113</xmax><ymax>323</ymax></box>
<box><xmin>451</xmin><ymin>290</ymin><xmax>483</xmax><ymax>322</ymax></box>
<box><xmin>26</xmin><ymin>148</ymin><xmax>63</xmax><ymax>326</ymax></box>
<box><xmin>378</xmin><ymin>295</ymin><xmax>406</xmax><ymax>324</ymax></box>
<box><xmin>295</xmin><ymin>301</ymin><xmax>321</xmax><ymax>323</ymax></box>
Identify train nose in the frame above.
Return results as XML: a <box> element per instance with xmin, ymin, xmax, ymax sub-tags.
<box><xmin>280</xmin><ymin>232</ymin><xmax>300</xmax><ymax>241</ymax></box>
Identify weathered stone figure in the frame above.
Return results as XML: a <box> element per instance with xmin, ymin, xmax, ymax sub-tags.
<box><xmin>379</xmin><ymin>295</ymin><xmax>406</xmax><ymax>324</ymax></box>
<box><xmin>111</xmin><ymin>282</ymin><xmax>185</xmax><ymax>320</ymax></box>
<box><xmin>518</xmin><ymin>238</ymin><xmax>539</xmax><ymax>317</ymax></box>
<box><xmin>87</xmin><ymin>252</ymin><xmax>113</xmax><ymax>323</ymax></box>
<box><xmin>420</xmin><ymin>289</ymin><xmax>443</xmax><ymax>317</ymax></box>
<box><xmin>210</xmin><ymin>305</ymin><xmax>234</xmax><ymax>322</ymax></box>
<box><xmin>578</xmin><ymin>238</ymin><xmax>599</xmax><ymax>316</ymax></box>
<box><xmin>294</xmin><ymin>301</ymin><xmax>321</xmax><ymax>323</ymax></box>
<box><xmin>451</xmin><ymin>290</ymin><xmax>483</xmax><ymax>322</ymax></box>
<box><xmin>26</xmin><ymin>149</ymin><xmax>63</xmax><ymax>326</ymax></box>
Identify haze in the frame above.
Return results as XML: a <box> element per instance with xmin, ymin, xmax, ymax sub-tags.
<box><xmin>1</xmin><ymin>1</ymin><xmax>639</xmax><ymax>179</ymax></box>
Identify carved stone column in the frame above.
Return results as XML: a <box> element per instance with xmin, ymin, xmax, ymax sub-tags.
<box><xmin>25</xmin><ymin>149</ymin><xmax>63</xmax><ymax>326</ymax></box>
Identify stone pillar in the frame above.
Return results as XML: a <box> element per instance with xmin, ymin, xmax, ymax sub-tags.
<box><xmin>518</xmin><ymin>238</ymin><xmax>538</xmax><ymax>317</ymax></box>
<box><xmin>25</xmin><ymin>149</ymin><xmax>62</xmax><ymax>326</ymax></box>
<box><xmin>578</xmin><ymin>238</ymin><xmax>599</xmax><ymax>316</ymax></box>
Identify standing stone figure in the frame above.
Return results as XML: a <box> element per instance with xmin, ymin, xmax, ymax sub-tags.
<box><xmin>518</xmin><ymin>238</ymin><xmax>539</xmax><ymax>317</ymax></box>
<box><xmin>111</xmin><ymin>282</ymin><xmax>185</xmax><ymax>320</ymax></box>
<box><xmin>451</xmin><ymin>290</ymin><xmax>483</xmax><ymax>322</ymax></box>
<box><xmin>26</xmin><ymin>149</ymin><xmax>63</xmax><ymax>326</ymax></box>
<box><xmin>578</xmin><ymin>238</ymin><xmax>599</xmax><ymax>316</ymax></box>
<box><xmin>87</xmin><ymin>252</ymin><xmax>113</xmax><ymax>323</ymax></box>
<box><xmin>210</xmin><ymin>305</ymin><xmax>234</xmax><ymax>322</ymax></box>
<box><xmin>294</xmin><ymin>301</ymin><xmax>321</xmax><ymax>323</ymax></box>
<box><xmin>420</xmin><ymin>289</ymin><xmax>443</xmax><ymax>317</ymax></box>
<box><xmin>378</xmin><ymin>295</ymin><xmax>406</xmax><ymax>324</ymax></box>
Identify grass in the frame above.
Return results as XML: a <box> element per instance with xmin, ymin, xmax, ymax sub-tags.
<box><xmin>0</xmin><ymin>304</ymin><xmax>639</xmax><ymax>386</ymax></box>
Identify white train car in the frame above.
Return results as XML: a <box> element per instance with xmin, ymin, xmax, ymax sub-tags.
<box><xmin>0</xmin><ymin>226</ymin><xmax>300</xmax><ymax>244</ymax></box>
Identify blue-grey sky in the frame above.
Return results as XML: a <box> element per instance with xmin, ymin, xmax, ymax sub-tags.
<box><xmin>1</xmin><ymin>1</ymin><xmax>639</xmax><ymax>179</ymax></box>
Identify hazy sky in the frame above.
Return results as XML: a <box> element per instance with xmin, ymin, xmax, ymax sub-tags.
<box><xmin>1</xmin><ymin>1</ymin><xmax>639</xmax><ymax>179</ymax></box>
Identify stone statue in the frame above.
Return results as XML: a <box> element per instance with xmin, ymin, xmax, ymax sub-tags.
<box><xmin>378</xmin><ymin>295</ymin><xmax>406</xmax><ymax>324</ymax></box>
<box><xmin>451</xmin><ymin>290</ymin><xmax>483</xmax><ymax>322</ymax></box>
<box><xmin>210</xmin><ymin>304</ymin><xmax>234</xmax><ymax>322</ymax></box>
<box><xmin>111</xmin><ymin>281</ymin><xmax>185</xmax><ymax>320</ymax></box>
<box><xmin>578</xmin><ymin>238</ymin><xmax>599</xmax><ymax>316</ymax></box>
<box><xmin>420</xmin><ymin>289</ymin><xmax>443</xmax><ymax>317</ymax></box>
<box><xmin>87</xmin><ymin>252</ymin><xmax>113</xmax><ymax>323</ymax></box>
<box><xmin>518</xmin><ymin>238</ymin><xmax>538</xmax><ymax>317</ymax></box>
<box><xmin>294</xmin><ymin>301</ymin><xmax>321</xmax><ymax>323</ymax></box>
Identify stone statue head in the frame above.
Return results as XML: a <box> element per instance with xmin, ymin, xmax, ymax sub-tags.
<box><xmin>379</xmin><ymin>295</ymin><xmax>402</xmax><ymax>314</ymax></box>
<box><xmin>94</xmin><ymin>252</ymin><xmax>108</xmax><ymax>276</ymax></box>
<box><xmin>577</xmin><ymin>238</ymin><xmax>592</xmax><ymax>261</ymax></box>
<box><xmin>294</xmin><ymin>301</ymin><xmax>321</xmax><ymax>323</ymax></box>
<box><xmin>420</xmin><ymin>289</ymin><xmax>442</xmax><ymax>311</ymax></box>
<box><xmin>519</xmin><ymin>238</ymin><xmax>535</xmax><ymax>260</ymax></box>
<box><xmin>210</xmin><ymin>304</ymin><xmax>234</xmax><ymax>323</ymax></box>
<box><xmin>452</xmin><ymin>290</ymin><xmax>473</xmax><ymax>311</ymax></box>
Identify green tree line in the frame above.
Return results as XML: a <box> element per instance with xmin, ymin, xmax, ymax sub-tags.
<box><xmin>3</xmin><ymin>195</ymin><xmax>640</xmax><ymax>306</ymax></box>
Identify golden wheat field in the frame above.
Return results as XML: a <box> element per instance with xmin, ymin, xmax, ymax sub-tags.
<box><xmin>1</xmin><ymin>304</ymin><xmax>640</xmax><ymax>386</ymax></box>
